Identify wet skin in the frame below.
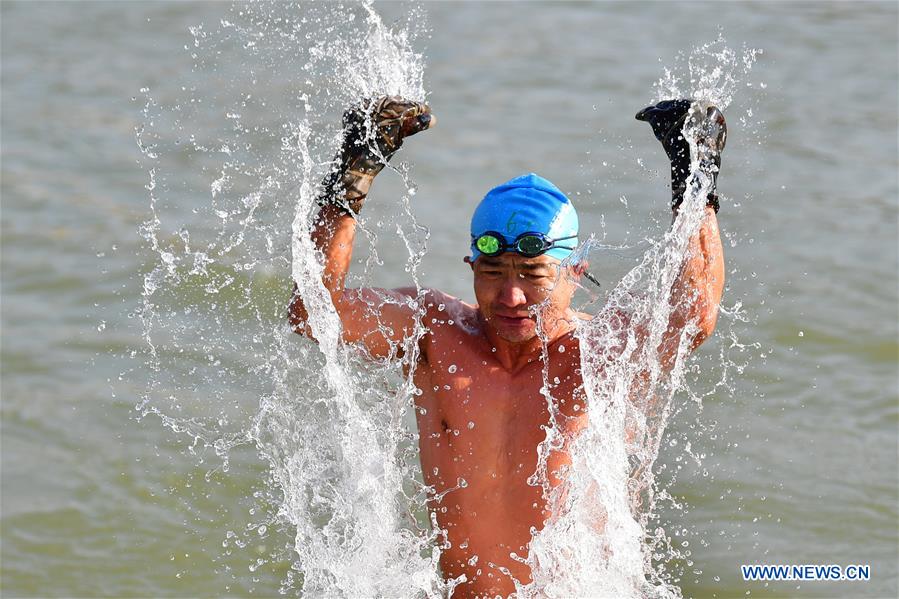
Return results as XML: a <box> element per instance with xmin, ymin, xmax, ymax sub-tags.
<box><xmin>289</xmin><ymin>204</ymin><xmax>724</xmax><ymax>597</ymax></box>
<box><xmin>412</xmin><ymin>253</ymin><xmax>590</xmax><ymax>595</ymax></box>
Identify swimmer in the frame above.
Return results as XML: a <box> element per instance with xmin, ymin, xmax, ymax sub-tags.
<box><xmin>288</xmin><ymin>96</ymin><xmax>726</xmax><ymax>597</ymax></box>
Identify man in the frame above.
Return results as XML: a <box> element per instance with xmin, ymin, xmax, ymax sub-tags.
<box><xmin>288</xmin><ymin>96</ymin><xmax>725</xmax><ymax>596</ymax></box>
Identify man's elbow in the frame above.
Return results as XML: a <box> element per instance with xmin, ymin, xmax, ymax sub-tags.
<box><xmin>690</xmin><ymin>306</ymin><xmax>720</xmax><ymax>351</ymax></box>
<box><xmin>287</xmin><ymin>291</ymin><xmax>314</xmax><ymax>338</ymax></box>
<box><xmin>287</xmin><ymin>289</ymin><xmax>354</xmax><ymax>342</ymax></box>
<box><xmin>288</xmin><ymin>313</ymin><xmax>313</xmax><ymax>338</ymax></box>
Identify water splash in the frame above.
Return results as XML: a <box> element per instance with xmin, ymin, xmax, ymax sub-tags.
<box><xmin>136</xmin><ymin>2</ymin><xmax>445</xmax><ymax>595</ymax></box>
<box><xmin>656</xmin><ymin>35</ymin><xmax>762</xmax><ymax>109</ymax></box>
<box><xmin>136</xmin><ymin>3</ymin><xmax>759</xmax><ymax>595</ymax></box>
<box><xmin>514</xmin><ymin>41</ymin><xmax>761</xmax><ymax>599</ymax></box>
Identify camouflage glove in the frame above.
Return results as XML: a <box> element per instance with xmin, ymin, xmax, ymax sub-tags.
<box><xmin>635</xmin><ymin>99</ymin><xmax>727</xmax><ymax>213</ymax></box>
<box><xmin>318</xmin><ymin>95</ymin><xmax>435</xmax><ymax>215</ymax></box>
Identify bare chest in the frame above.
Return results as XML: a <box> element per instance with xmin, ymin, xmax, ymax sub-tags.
<box><xmin>412</xmin><ymin>336</ymin><xmax>586</xmax><ymax>495</ymax></box>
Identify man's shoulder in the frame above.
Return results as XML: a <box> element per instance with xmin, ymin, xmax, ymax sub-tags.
<box><xmin>416</xmin><ymin>289</ymin><xmax>482</xmax><ymax>353</ymax></box>
<box><xmin>382</xmin><ymin>287</ymin><xmax>471</xmax><ymax>312</ymax></box>
<box><xmin>419</xmin><ymin>289</ymin><xmax>476</xmax><ymax>318</ymax></box>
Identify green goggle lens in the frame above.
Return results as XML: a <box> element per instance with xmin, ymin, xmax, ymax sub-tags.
<box><xmin>476</xmin><ymin>234</ymin><xmax>501</xmax><ymax>255</ymax></box>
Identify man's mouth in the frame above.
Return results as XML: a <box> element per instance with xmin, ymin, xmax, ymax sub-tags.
<box><xmin>493</xmin><ymin>313</ymin><xmax>533</xmax><ymax>327</ymax></box>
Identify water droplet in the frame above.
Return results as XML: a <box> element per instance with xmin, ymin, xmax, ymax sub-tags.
<box><xmin>467</xmin><ymin>421</ymin><xmax>475</xmax><ymax>429</ymax></box>
<box><xmin>797</xmin><ymin>331</ymin><xmax>804</xmax><ymax>337</ymax></box>
<box><xmin>448</xmin><ymin>364</ymin><xmax>457</xmax><ymax>374</ymax></box>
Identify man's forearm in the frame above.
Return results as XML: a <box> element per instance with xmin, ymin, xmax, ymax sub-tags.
<box><xmin>288</xmin><ymin>96</ymin><xmax>433</xmax><ymax>336</ymax></box>
<box><xmin>288</xmin><ymin>204</ymin><xmax>357</xmax><ymax>333</ymax></box>
<box><xmin>312</xmin><ymin>204</ymin><xmax>358</xmax><ymax>300</ymax></box>
<box><xmin>670</xmin><ymin>206</ymin><xmax>724</xmax><ymax>350</ymax></box>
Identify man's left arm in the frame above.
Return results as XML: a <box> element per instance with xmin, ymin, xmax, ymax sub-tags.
<box><xmin>636</xmin><ymin>99</ymin><xmax>729</xmax><ymax>370</ymax></box>
<box><xmin>659</xmin><ymin>206</ymin><xmax>724</xmax><ymax>369</ymax></box>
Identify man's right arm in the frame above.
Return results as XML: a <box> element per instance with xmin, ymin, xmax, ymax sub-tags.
<box><xmin>288</xmin><ymin>203</ymin><xmax>421</xmax><ymax>359</ymax></box>
<box><xmin>288</xmin><ymin>96</ymin><xmax>434</xmax><ymax>360</ymax></box>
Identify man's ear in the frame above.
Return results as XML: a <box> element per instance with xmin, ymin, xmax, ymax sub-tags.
<box><xmin>568</xmin><ymin>260</ymin><xmax>589</xmax><ymax>279</ymax></box>
<box><xmin>463</xmin><ymin>256</ymin><xmax>474</xmax><ymax>271</ymax></box>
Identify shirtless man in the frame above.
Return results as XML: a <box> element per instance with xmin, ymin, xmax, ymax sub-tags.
<box><xmin>288</xmin><ymin>96</ymin><xmax>726</xmax><ymax>597</ymax></box>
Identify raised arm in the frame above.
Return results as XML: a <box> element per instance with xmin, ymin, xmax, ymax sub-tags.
<box><xmin>636</xmin><ymin>99</ymin><xmax>728</xmax><ymax>369</ymax></box>
<box><xmin>664</xmin><ymin>206</ymin><xmax>724</xmax><ymax>361</ymax></box>
<box><xmin>288</xmin><ymin>96</ymin><xmax>435</xmax><ymax>360</ymax></box>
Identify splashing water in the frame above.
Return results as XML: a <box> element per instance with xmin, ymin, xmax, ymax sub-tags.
<box><xmin>137</xmin><ymin>2</ymin><xmax>443</xmax><ymax>595</ymax></box>
<box><xmin>136</xmin><ymin>3</ymin><xmax>758</xmax><ymax>596</ymax></box>
<box><xmin>519</xmin><ymin>39</ymin><xmax>761</xmax><ymax>599</ymax></box>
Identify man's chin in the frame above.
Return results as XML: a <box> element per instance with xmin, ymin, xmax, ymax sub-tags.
<box><xmin>498</xmin><ymin>331</ymin><xmax>538</xmax><ymax>343</ymax></box>
<box><xmin>491</xmin><ymin>319</ymin><xmax>539</xmax><ymax>343</ymax></box>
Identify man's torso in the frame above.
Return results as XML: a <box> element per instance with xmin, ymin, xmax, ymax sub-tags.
<box><xmin>412</xmin><ymin>297</ymin><xmax>588</xmax><ymax>596</ymax></box>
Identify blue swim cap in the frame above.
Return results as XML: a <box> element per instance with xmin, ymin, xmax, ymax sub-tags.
<box><xmin>470</xmin><ymin>173</ymin><xmax>579</xmax><ymax>261</ymax></box>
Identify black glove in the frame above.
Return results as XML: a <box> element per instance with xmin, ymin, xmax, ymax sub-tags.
<box><xmin>636</xmin><ymin>99</ymin><xmax>726</xmax><ymax>213</ymax></box>
<box><xmin>319</xmin><ymin>96</ymin><xmax>434</xmax><ymax>215</ymax></box>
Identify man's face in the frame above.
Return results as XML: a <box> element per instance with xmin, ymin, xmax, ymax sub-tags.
<box><xmin>471</xmin><ymin>252</ymin><xmax>578</xmax><ymax>343</ymax></box>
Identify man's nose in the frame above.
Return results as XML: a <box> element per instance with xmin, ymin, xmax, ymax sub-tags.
<box><xmin>497</xmin><ymin>278</ymin><xmax>527</xmax><ymax>308</ymax></box>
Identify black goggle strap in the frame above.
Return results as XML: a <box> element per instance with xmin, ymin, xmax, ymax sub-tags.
<box><xmin>583</xmin><ymin>270</ymin><xmax>601</xmax><ymax>287</ymax></box>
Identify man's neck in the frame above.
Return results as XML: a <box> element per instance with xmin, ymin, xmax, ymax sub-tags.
<box><xmin>482</xmin><ymin>311</ymin><xmax>577</xmax><ymax>373</ymax></box>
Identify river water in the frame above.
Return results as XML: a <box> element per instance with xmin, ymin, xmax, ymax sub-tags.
<box><xmin>2</xmin><ymin>1</ymin><xmax>897</xmax><ymax>597</ymax></box>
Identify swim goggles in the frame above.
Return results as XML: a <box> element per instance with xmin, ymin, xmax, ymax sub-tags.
<box><xmin>473</xmin><ymin>231</ymin><xmax>578</xmax><ymax>258</ymax></box>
